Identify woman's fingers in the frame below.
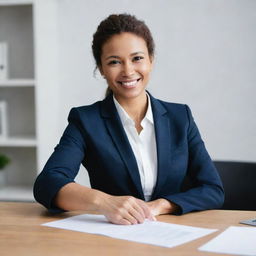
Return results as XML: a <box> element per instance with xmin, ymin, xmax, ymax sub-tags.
<box><xmin>127</xmin><ymin>205</ymin><xmax>145</xmax><ymax>224</ymax></box>
<box><xmin>117</xmin><ymin>197</ymin><xmax>145</xmax><ymax>224</ymax></box>
<box><xmin>117</xmin><ymin>218</ymin><xmax>131</xmax><ymax>225</ymax></box>
<box><xmin>99</xmin><ymin>195</ymin><xmax>153</xmax><ymax>225</ymax></box>
<box><xmin>136</xmin><ymin>199</ymin><xmax>156</xmax><ymax>220</ymax></box>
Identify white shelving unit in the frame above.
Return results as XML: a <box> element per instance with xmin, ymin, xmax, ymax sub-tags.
<box><xmin>0</xmin><ymin>79</ymin><xmax>35</xmax><ymax>87</ymax></box>
<box><xmin>0</xmin><ymin>0</ymin><xmax>60</xmax><ymax>202</ymax></box>
<box><xmin>0</xmin><ymin>137</ymin><xmax>37</xmax><ymax>147</ymax></box>
<box><xmin>0</xmin><ymin>1</ymin><xmax>36</xmax><ymax>201</ymax></box>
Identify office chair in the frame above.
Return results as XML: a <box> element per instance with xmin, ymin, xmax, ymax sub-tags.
<box><xmin>181</xmin><ymin>161</ymin><xmax>256</xmax><ymax>210</ymax></box>
<box><xmin>214</xmin><ymin>161</ymin><xmax>256</xmax><ymax>211</ymax></box>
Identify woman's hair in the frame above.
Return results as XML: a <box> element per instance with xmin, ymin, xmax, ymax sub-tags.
<box><xmin>92</xmin><ymin>14</ymin><xmax>155</xmax><ymax>96</ymax></box>
<box><xmin>92</xmin><ymin>13</ymin><xmax>155</xmax><ymax>67</ymax></box>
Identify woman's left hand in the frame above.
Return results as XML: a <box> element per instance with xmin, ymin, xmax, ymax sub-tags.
<box><xmin>146</xmin><ymin>198</ymin><xmax>178</xmax><ymax>216</ymax></box>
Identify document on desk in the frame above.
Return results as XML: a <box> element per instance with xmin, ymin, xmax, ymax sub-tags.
<box><xmin>42</xmin><ymin>214</ymin><xmax>217</xmax><ymax>248</ymax></box>
<box><xmin>199</xmin><ymin>226</ymin><xmax>256</xmax><ymax>256</ymax></box>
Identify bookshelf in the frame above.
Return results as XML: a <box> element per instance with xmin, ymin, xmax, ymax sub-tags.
<box><xmin>0</xmin><ymin>2</ymin><xmax>35</xmax><ymax>201</ymax></box>
<box><xmin>0</xmin><ymin>0</ymin><xmax>60</xmax><ymax>201</ymax></box>
<box><xmin>0</xmin><ymin>79</ymin><xmax>35</xmax><ymax>87</ymax></box>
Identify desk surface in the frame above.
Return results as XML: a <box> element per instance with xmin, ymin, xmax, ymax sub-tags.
<box><xmin>0</xmin><ymin>202</ymin><xmax>255</xmax><ymax>256</ymax></box>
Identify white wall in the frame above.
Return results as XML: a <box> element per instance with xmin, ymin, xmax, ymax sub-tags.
<box><xmin>55</xmin><ymin>0</ymin><xmax>256</xmax><ymax>185</ymax></box>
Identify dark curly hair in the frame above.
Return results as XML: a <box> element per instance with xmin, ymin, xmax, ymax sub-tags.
<box><xmin>92</xmin><ymin>13</ymin><xmax>155</xmax><ymax>68</ymax></box>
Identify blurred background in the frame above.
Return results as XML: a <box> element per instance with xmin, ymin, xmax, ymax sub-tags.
<box><xmin>0</xmin><ymin>0</ymin><xmax>255</xmax><ymax>201</ymax></box>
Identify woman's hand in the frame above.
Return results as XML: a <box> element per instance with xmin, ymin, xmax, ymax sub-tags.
<box><xmin>54</xmin><ymin>183</ymin><xmax>156</xmax><ymax>225</ymax></box>
<box><xmin>146</xmin><ymin>198</ymin><xmax>179</xmax><ymax>216</ymax></box>
<box><xmin>97</xmin><ymin>195</ymin><xmax>156</xmax><ymax>225</ymax></box>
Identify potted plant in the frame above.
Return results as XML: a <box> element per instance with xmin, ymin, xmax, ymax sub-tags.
<box><xmin>0</xmin><ymin>154</ymin><xmax>10</xmax><ymax>188</ymax></box>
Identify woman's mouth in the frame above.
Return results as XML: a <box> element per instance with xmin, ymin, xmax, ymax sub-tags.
<box><xmin>117</xmin><ymin>78</ymin><xmax>141</xmax><ymax>88</ymax></box>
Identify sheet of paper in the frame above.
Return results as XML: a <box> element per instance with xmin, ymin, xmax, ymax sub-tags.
<box><xmin>199</xmin><ymin>226</ymin><xmax>256</xmax><ymax>256</ymax></box>
<box><xmin>42</xmin><ymin>214</ymin><xmax>217</xmax><ymax>248</ymax></box>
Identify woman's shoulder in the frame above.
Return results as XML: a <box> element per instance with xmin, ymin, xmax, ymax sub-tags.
<box><xmin>151</xmin><ymin>96</ymin><xmax>189</xmax><ymax>112</ymax></box>
<box><xmin>150</xmin><ymin>96</ymin><xmax>193</xmax><ymax>122</ymax></box>
<box><xmin>158</xmin><ymin>99</ymin><xmax>186</xmax><ymax>108</ymax></box>
<box><xmin>73</xmin><ymin>98</ymin><xmax>106</xmax><ymax>112</ymax></box>
<box><xmin>67</xmin><ymin>100</ymin><xmax>103</xmax><ymax>121</ymax></box>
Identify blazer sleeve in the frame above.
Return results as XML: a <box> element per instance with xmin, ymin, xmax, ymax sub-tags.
<box><xmin>33</xmin><ymin>108</ymin><xmax>86</xmax><ymax>212</ymax></box>
<box><xmin>162</xmin><ymin>105</ymin><xmax>224</xmax><ymax>214</ymax></box>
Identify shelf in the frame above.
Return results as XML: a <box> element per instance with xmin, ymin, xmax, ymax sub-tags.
<box><xmin>0</xmin><ymin>2</ymin><xmax>40</xmax><ymax>203</ymax></box>
<box><xmin>0</xmin><ymin>79</ymin><xmax>35</xmax><ymax>87</ymax></box>
<box><xmin>0</xmin><ymin>136</ymin><xmax>37</xmax><ymax>147</ymax></box>
<box><xmin>0</xmin><ymin>0</ymin><xmax>33</xmax><ymax>6</ymax></box>
<box><xmin>0</xmin><ymin>186</ymin><xmax>34</xmax><ymax>201</ymax></box>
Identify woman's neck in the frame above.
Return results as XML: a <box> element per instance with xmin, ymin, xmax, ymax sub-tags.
<box><xmin>114</xmin><ymin>92</ymin><xmax>148</xmax><ymax>125</ymax></box>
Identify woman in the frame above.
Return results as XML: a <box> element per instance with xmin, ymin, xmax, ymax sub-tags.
<box><xmin>33</xmin><ymin>14</ymin><xmax>224</xmax><ymax>225</ymax></box>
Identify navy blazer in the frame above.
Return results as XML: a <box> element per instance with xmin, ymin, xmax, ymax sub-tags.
<box><xmin>33</xmin><ymin>93</ymin><xmax>224</xmax><ymax>214</ymax></box>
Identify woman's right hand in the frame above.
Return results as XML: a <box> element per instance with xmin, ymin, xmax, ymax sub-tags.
<box><xmin>54</xmin><ymin>183</ymin><xmax>155</xmax><ymax>225</ymax></box>
<box><xmin>97</xmin><ymin>194</ymin><xmax>156</xmax><ymax>225</ymax></box>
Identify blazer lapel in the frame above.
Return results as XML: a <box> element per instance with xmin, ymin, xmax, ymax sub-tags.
<box><xmin>149</xmin><ymin>94</ymin><xmax>173</xmax><ymax>199</ymax></box>
<box><xmin>100</xmin><ymin>94</ymin><xmax>144</xmax><ymax>199</ymax></box>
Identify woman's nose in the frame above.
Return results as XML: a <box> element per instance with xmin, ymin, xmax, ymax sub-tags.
<box><xmin>122</xmin><ymin>62</ymin><xmax>134</xmax><ymax>76</ymax></box>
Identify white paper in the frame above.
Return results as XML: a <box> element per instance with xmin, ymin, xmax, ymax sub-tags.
<box><xmin>42</xmin><ymin>214</ymin><xmax>217</xmax><ymax>248</ymax></box>
<box><xmin>199</xmin><ymin>226</ymin><xmax>256</xmax><ymax>256</ymax></box>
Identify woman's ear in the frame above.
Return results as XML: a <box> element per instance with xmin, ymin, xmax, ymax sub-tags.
<box><xmin>98</xmin><ymin>65</ymin><xmax>103</xmax><ymax>76</ymax></box>
<box><xmin>150</xmin><ymin>55</ymin><xmax>154</xmax><ymax>64</ymax></box>
<box><xmin>98</xmin><ymin>66</ymin><xmax>106</xmax><ymax>79</ymax></box>
<box><xmin>149</xmin><ymin>55</ymin><xmax>154</xmax><ymax>71</ymax></box>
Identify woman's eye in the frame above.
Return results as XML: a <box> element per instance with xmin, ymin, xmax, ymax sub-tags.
<box><xmin>133</xmin><ymin>56</ymin><xmax>144</xmax><ymax>62</ymax></box>
<box><xmin>108</xmin><ymin>60</ymin><xmax>120</xmax><ymax>65</ymax></box>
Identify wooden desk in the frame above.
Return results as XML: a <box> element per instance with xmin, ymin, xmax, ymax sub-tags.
<box><xmin>0</xmin><ymin>202</ymin><xmax>255</xmax><ymax>256</ymax></box>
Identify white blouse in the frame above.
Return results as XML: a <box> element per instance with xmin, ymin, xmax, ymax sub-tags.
<box><xmin>113</xmin><ymin>95</ymin><xmax>158</xmax><ymax>201</ymax></box>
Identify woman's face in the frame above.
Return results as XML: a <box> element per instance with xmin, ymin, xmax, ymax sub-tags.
<box><xmin>100</xmin><ymin>32</ymin><xmax>153</xmax><ymax>103</ymax></box>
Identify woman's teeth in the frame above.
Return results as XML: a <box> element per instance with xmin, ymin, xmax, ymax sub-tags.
<box><xmin>119</xmin><ymin>79</ymin><xmax>140</xmax><ymax>87</ymax></box>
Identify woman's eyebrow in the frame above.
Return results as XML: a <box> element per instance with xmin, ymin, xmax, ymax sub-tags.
<box><xmin>105</xmin><ymin>55</ymin><xmax>120</xmax><ymax>60</ymax></box>
<box><xmin>105</xmin><ymin>52</ymin><xmax>145</xmax><ymax>60</ymax></box>
<box><xmin>130</xmin><ymin>51</ymin><xmax>145</xmax><ymax>56</ymax></box>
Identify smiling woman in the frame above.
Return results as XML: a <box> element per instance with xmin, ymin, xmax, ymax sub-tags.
<box><xmin>98</xmin><ymin>32</ymin><xmax>153</xmax><ymax>131</ymax></box>
<box><xmin>99</xmin><ymin>32</ymin><xmax>153</xmax><ymax>109</ymax></box>
<box><xmin>33</xmin><ymin>14</ymin><xmax>224</xmax><ymax>225</ymax></box>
